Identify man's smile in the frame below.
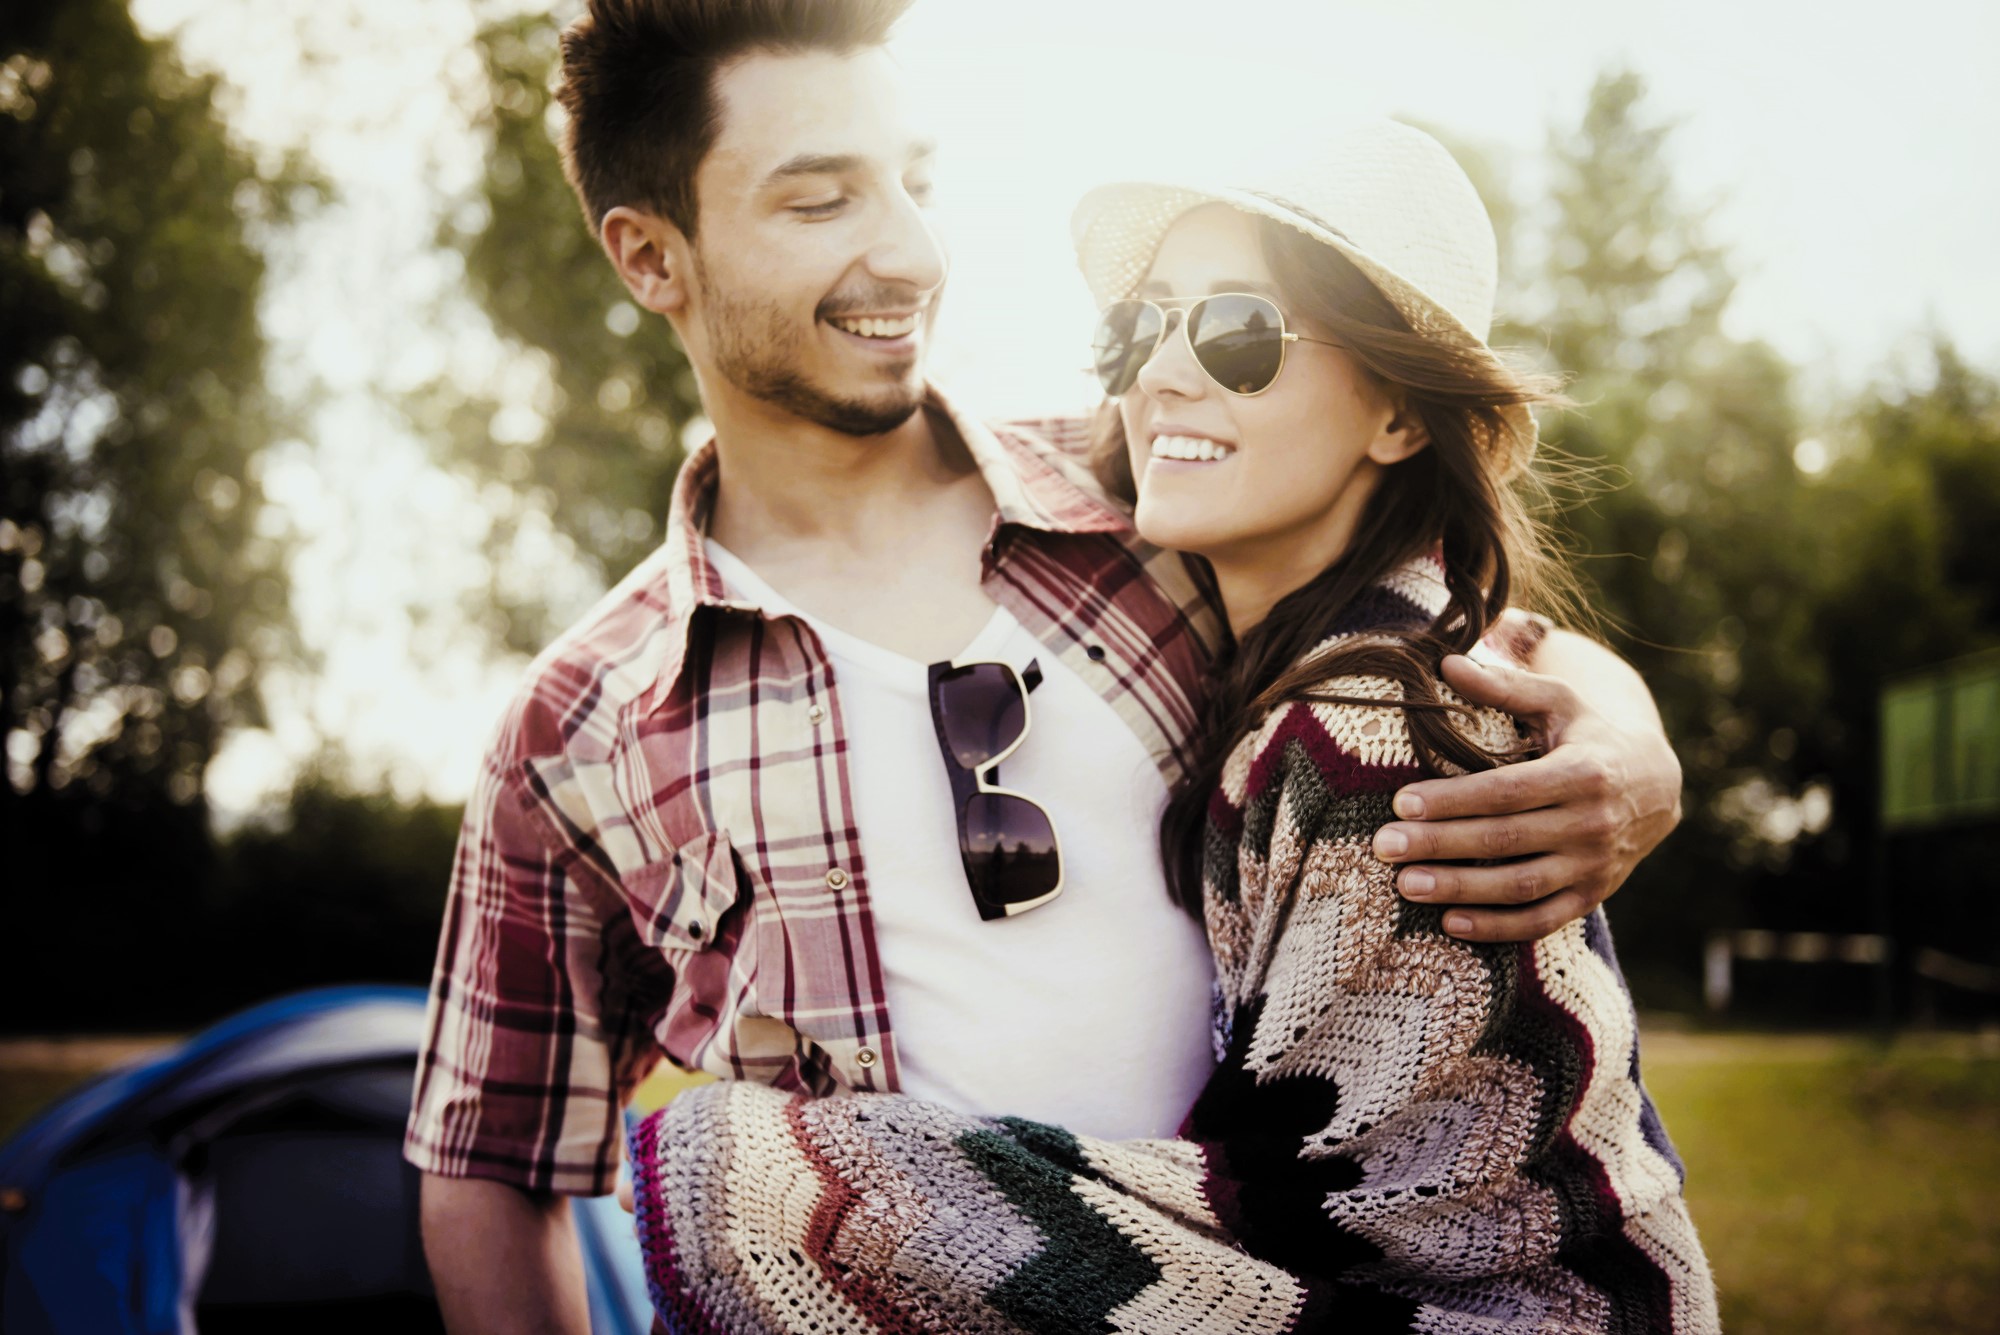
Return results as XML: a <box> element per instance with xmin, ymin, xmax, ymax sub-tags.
<box><xmin>827</xmin><ymin>312</ymin><xmax>920</xmax><ymax>339</ymax></box>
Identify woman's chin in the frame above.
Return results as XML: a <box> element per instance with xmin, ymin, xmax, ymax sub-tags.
<box><xmin>1133</xmin><ymin>501</ymin><xmax>1232</xmax><ymax>560</ymax></box>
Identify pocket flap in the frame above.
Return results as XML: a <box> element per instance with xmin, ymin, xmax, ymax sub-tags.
<box><xmin>627</xmin><ymin>829</ymin><xmax>743</xmax><ymax>951</ymax></box>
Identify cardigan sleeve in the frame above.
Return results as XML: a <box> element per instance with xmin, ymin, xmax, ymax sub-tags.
<box><xmin>625</xmin><ymin>686</ymin><xmax>1715</xmax><ymax>1334</ymax></box>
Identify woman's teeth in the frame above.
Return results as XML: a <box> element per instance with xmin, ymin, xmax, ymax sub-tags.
<box><xmin>831</xmin><ymin>314</ymin><xmax>919</xmax><ymax>339</ymax></box>
<box><xmin>1151</xmin><ymin>434</ymin><xmax>1235</xmax><ymax>462</ymax></box>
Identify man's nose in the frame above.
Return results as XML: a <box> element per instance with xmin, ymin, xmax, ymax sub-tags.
<box><xmin>864</xmin><ymin>188</ymin><xmax>947</xmax><ymax>295</ymax></box>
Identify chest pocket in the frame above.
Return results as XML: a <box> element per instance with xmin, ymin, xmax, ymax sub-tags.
<box><xmin>627</xmin><ymin>829</ymin><xmax>746</xmax><ymax>951</ymax></box>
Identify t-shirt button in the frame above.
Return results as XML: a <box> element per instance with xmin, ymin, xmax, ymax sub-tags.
<box><xmin>1085</xmin><ymin>644</ymin><xmax>1107</xmax><ymax>662</ymax></box>
<box><xmin>856</xmin><ymin>1047</ymin><xmax>877</xmax><ymax>1068</ymax></box>
<box><xmin>807</xmin><ymin>704</ymin><xmax>827</xmax><ymax>725</ymax></box>
<box><xmin>825</xmin><ymin>867</ymin><xmax>850</xmax><ymax>890</ymax></box>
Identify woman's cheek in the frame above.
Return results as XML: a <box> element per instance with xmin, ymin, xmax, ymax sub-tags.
<box><xmin>1121</xmin><ymin>404</ymin><xmax>1150</xmax><ymax>492</ymax></box>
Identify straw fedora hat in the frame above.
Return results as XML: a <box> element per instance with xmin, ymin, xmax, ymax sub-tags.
<box><xmin>1070</xmin><ymin>119</ymin><xmax>1536</xmax><ymax>472</ymax></box>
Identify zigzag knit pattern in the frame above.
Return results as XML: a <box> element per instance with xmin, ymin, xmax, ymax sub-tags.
<box><xmin>629</xmin><ymin>560</ymin><xmax>1719</xmax><ymax>1334</ymax></box>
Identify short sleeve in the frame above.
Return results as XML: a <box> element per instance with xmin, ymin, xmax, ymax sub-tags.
<box><xmin>403</xmin><ymin>748</ymin><xmax>664</xmax><ymax>1196</ymax></box>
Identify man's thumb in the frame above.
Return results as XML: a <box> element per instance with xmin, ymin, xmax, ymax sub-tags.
<box><xmin>1440</xmin><ymin>653</ymin><xmax>1570</xmax><ymax>719</ymax></box>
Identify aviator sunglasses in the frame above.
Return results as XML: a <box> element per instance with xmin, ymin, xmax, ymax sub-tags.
<box><xmin>1090</xmin><ymin>292</ymin><xmax>1342</xmax><ymax>398</ymax></box>
<box><xmin>926</xmin><ymin>658</ymin><xmax>1063</xmax><ymax>920</ymax></box>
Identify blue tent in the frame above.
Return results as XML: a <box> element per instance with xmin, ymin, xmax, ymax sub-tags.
<box><xmin>0</xmin><ymin>986</ymin><xmax>652</xmax><ymax>1334</ymax></box>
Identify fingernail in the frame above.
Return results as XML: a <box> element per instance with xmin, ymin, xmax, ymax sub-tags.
<box><xmin>1393</xmin><ymin>791</ymin><xmax>1425</xmax><ymax>819</ymax></box>
<box><xmin>1401</xmin><ymin>869</ymin><xmax>1435</xmax><ymax>899</ymax></box>
<box><xmin>1374</xmin><ymin>828</ymin><xmax>1408</xmax><ymax>858</ymax></box>
<box><xmin>1444</xmin><ymin>912</ymin><xmax>1473</xmax><ymax>936</ymax></box>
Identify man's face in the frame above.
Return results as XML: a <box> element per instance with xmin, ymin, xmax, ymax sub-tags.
<box><xmin>684</xmin><ymin>47</ymin><xmax>945</xmax><ymax>437</ymax></box>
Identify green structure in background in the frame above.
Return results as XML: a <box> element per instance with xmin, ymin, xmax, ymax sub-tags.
<box><xmin>1882</xmin><ymin>649</ymin><xmax>2000</xmax><ymax>830</ymax></box>
<box><xmin>1874</xmin><ymin>649</ymin><xmax>2000</xmax><ymax>1026</ymax></box>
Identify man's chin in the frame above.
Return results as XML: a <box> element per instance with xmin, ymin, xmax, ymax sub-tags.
<box><xmin>818</xmin><ymin>388</ymin><xmax>924</xmax><ymax>438</ymax></box>
<box><xmin>730</xmin><ymin>355</ymin><xmax>927</xmax><ymax>438</ymax></box>
<box><xmin>782</xmin><ymin>379</ymin><xmax>925</xmax><ymax>438</ymax></box>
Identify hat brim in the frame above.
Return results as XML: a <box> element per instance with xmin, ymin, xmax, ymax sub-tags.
<box><xmin>1072</xmin><ymin>180</ymin><xmax>1537</xmax><ymax>471</ymax></box>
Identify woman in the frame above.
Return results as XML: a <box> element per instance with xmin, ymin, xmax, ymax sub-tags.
<box><xmin>628</xmin><ymin>121</ymin><xmax>1718</xmax><ymax>1333</ymax></box>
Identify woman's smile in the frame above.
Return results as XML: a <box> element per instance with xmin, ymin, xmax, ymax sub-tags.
<box><xmin>1147</xmin><ymin>428</ymin><xmax>1238</xmax><ymax>465</ymax></box>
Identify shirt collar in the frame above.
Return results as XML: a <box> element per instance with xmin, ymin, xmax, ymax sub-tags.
<box><xmin>644</xmin><ymin>385</ymin><xmax>1129</xmax><ymax>714</ymax></box>
<box><xmin>934</xmin><ymin>385</ymin><xmax>1129</xmax><ymax>540</ymax></box>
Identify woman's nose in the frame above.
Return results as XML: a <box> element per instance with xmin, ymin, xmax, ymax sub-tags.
<box><xmin>1134</xmin><ymin>307</ymin><xmax>1204</xmax><ymax>401</ymax></box>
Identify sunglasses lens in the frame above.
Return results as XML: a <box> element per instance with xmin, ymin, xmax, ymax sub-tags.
<box><xmin>1188</xmin><ymin>293</ymin><xmax>1287</xmax><ymax>394</ymax></box>
<box><xmin>959</xmin><ymin>792</ymin><xmax>1060</xmax><ymax>907</ymax></box>
<box><xmin>933</xmin><ymin>662</ymin><xmax>1025</xmax><ymax>770</ymax></box>
<box><xmin>1091</xmin><ymin>300</ymin><xmax>1163</xmax><ymax>396</ymax></box>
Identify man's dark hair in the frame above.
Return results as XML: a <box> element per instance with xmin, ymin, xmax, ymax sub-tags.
<box><xmin>556</xmin><ymin>0</ymin><xmax>915</xmax><ymax>239</ymax></box>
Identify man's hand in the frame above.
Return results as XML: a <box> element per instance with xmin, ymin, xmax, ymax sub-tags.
<box><xmin>1372</xmin><ymin>651</ymin><xmax>1682</xmax><ymax>942</ymax></box>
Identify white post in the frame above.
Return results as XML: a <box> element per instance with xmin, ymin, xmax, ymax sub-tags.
<box><xmin>1704</xmin><ymin>933</ymin><xmax>1733</xmax><ymax>1014</ymax></box>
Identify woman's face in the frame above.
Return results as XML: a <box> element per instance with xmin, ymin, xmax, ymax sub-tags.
<box><xmin>1118</xmin><ymin>205</ymin><xmax>1424</xmax><ymax>593</ymax></box>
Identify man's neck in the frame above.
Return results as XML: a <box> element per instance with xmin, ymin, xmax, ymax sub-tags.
<box><xmin>705</xmin><ymin>384</ymin><xmax>981</xmax><ymax>561</ymax></box>
<box><xmin>697</xmin><ymin>381</ymin><xmax>1006</xmax><ymax>664</ymax></box>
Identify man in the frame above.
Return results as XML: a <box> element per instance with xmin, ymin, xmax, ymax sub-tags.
<box><xmin>406</xmin><ymin>2</ymin><xmax>1685</xmax><ymax>1330</ymax></box>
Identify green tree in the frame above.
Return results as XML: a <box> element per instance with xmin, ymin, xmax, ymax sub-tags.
<box><xmin>1531</xmin><ymin>72</ymin><xmax>1836</xmax><ymax>1003</ymax></box>
<box><xmin>1</xmin><ymin>0</ymin><xmax>314</xmax><ymax>1026</ymax></box>
<box><xmin>1801</xmin><ymin>344</ymin><xmax>2000</xmax><ymax>995</ymax></box>
<box><xmin>409</xmin><ymin>11</ymin><xmax>702</xmax><ymax>654</ymax></box>
<box><xmin>1</xmin><ymin>0</ymin><xmax>312</xmax><ymax>809</ymax></box>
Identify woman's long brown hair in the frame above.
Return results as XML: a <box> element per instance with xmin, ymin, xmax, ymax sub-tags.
<box><xmin>1095</xmin><ymin>217</ymin><xmax>1576</xmax><ymax>916</ymax></box>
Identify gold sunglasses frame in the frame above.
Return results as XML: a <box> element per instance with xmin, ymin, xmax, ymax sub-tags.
<box><xmin>1092</xmin><ymin>291</ymin><xmax>1343</xmax><ymax>398</ymax></box>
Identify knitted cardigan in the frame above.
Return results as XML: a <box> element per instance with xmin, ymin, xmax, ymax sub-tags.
<box><xmin>629</xmin><ymin>561</ymin><xmax>1719</xmax><ymax>1335</ymax></box>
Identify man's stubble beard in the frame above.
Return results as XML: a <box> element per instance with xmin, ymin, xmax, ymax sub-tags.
<box><xmin>693</xmin><ymin>248</ymin><xmax>926</xmax><ymax>438</ymax></box>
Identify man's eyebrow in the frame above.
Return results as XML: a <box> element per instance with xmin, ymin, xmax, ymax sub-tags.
<box><xmin>763</xmin><ymin>141</ymin><xmax>937</xmax><ymax>185</ymax></box>
<box><xmin>764</xmin><ymin>152</ymin><xmax>863</xmax><ymax>183</ymax></box>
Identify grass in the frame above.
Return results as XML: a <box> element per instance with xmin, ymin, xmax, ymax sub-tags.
<box><xmin>1642</xmin><ymin>1029</ymin><xmax>2000</xmax><ymax>1333</ymax></box>
<box><xmin>6</xmin><ymin>1029</ymin><xmax>1997</xmax><ymax>1329</ymax></box>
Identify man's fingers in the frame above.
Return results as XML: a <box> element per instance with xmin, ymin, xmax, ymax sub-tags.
<box><xmin>1373</xmin><ymin>805</ymin><xmax>1591</xmax><ymax>864</ymax></box>
<box><xmin>1440</xmin><ymin>886</ymin><xmax>1599</xmax><ymax>943</ymax></box>
<box><xmin>1439</xmin><ymin>654</ymin><xmax>1580</xmax><ymax>724</ymax></box>
<box><xmin>1398</xmin><ymin>856</ymin><xmax>1589</xmax><ymax>906</ymax></box>
<box><xmin>1392</xmin><ymin>745</ymin><xmax>1607</xmax><ymax>822</ymax></box>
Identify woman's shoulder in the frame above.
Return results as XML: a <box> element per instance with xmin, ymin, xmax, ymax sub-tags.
<box><xmin>1221</xmin><ymin>658</ymin><xmax>1522</xmax><ymax>807</ymax></box>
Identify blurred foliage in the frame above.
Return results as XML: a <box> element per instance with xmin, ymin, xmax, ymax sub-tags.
<box><xmin>0</xmin><ymin>0</ymin><xmax>319</xmax><ymax>1027</ymax></box>
<box><xmin>204</xmin><ymin>773</ymin><xmax>461</xmax><ymax>1009</ymax></box>
<box><xmin>1518</xmin><ymin>72</ymin><xmax>2000</xmax><ymax>1005</ymax></box>
<box><xmin>0</xmin><ymin>0</ymin><xmax>315</xmax><ymax>808</ymax></box>
<box><xmin>406</xmin><ymin>10</ymin><xmax>702</xmax><ymax>654</ymax></box>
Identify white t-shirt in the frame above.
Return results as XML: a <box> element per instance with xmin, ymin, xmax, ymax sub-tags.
<box><xmin>706</xmin><ymin>540</ymin><xmax>1216</xmax><ymax>1140</ymax></box>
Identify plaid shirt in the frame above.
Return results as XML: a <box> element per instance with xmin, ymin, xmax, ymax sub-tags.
<box><xmin>404</xmin><ymin>389</ymin><xmax>1223</xmax><ymax>1195</ymax></box>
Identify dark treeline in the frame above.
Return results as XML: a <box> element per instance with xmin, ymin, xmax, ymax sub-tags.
<box><xmin>3</xmin><ymin>5</ymin><xmax>1996</xmax><ymax>1031</ymax></box>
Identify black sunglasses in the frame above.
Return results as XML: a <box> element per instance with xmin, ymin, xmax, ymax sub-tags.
<box><xmin>1090</xmin><ymin>291</ymin><xmax>1341</xmax><ymax>397</ymax></box>
<box><xmin>926</xmin><ymin>657</ymin><xmax>1063</xmax><ymax>921</ymax></box>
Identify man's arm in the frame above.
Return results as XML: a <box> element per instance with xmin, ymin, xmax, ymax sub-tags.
<box><xmin>1373</xmin><ymin>629</ymin><xmax>1683</xmax><ymax>941</ymax></box>
<box><xmin>422</xmin><ymin>1174</ymin><xmax>591</xmax><ymax>1335</ymax></box>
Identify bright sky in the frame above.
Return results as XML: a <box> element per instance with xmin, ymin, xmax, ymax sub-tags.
<box><xmin>127</xmin><ymin>0</ymin><xmax>2000</xmax><ymax>817</ymax></box>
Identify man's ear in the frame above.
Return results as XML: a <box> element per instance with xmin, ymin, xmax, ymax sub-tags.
<box><xmin>601</xmin><ymin>205</ymin><xmax>692</xmax><ymax>316</ymax></box>
<box><xmin>1367</xmin><ymin>395</ymin><xmax>1431</xmax><ymax>466</ymax></box>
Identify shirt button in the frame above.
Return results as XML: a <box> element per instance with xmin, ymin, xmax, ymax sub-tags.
<box><xmin>807</xmin><ymin>704</ymin><xmax>827</xmax><ymax>725</ymax></box>
<box><xmin>856</xmin><ymin>1047</ymin><xmax>877</xmax><ymax>1068</ymax></box>
<box><xmin>1085</xmin><ymin>644</ymin><xmax>1107</xmax><ymax>662</ymax></box>
<box><xmin>825</xmin><ymin>867</ymin><xmax>849</xmax><ymax>890</ymax></box>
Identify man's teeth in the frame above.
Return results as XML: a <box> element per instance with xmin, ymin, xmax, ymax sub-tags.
<box><xmin>831</xmin><ymin>314</ymin><xmax>919</xmax><ymax>339</ymax></box>
<box><xmin>1150</xmin><ymin>434</ymin><xmax>1236</xmax><ymax>462</ymax></box>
